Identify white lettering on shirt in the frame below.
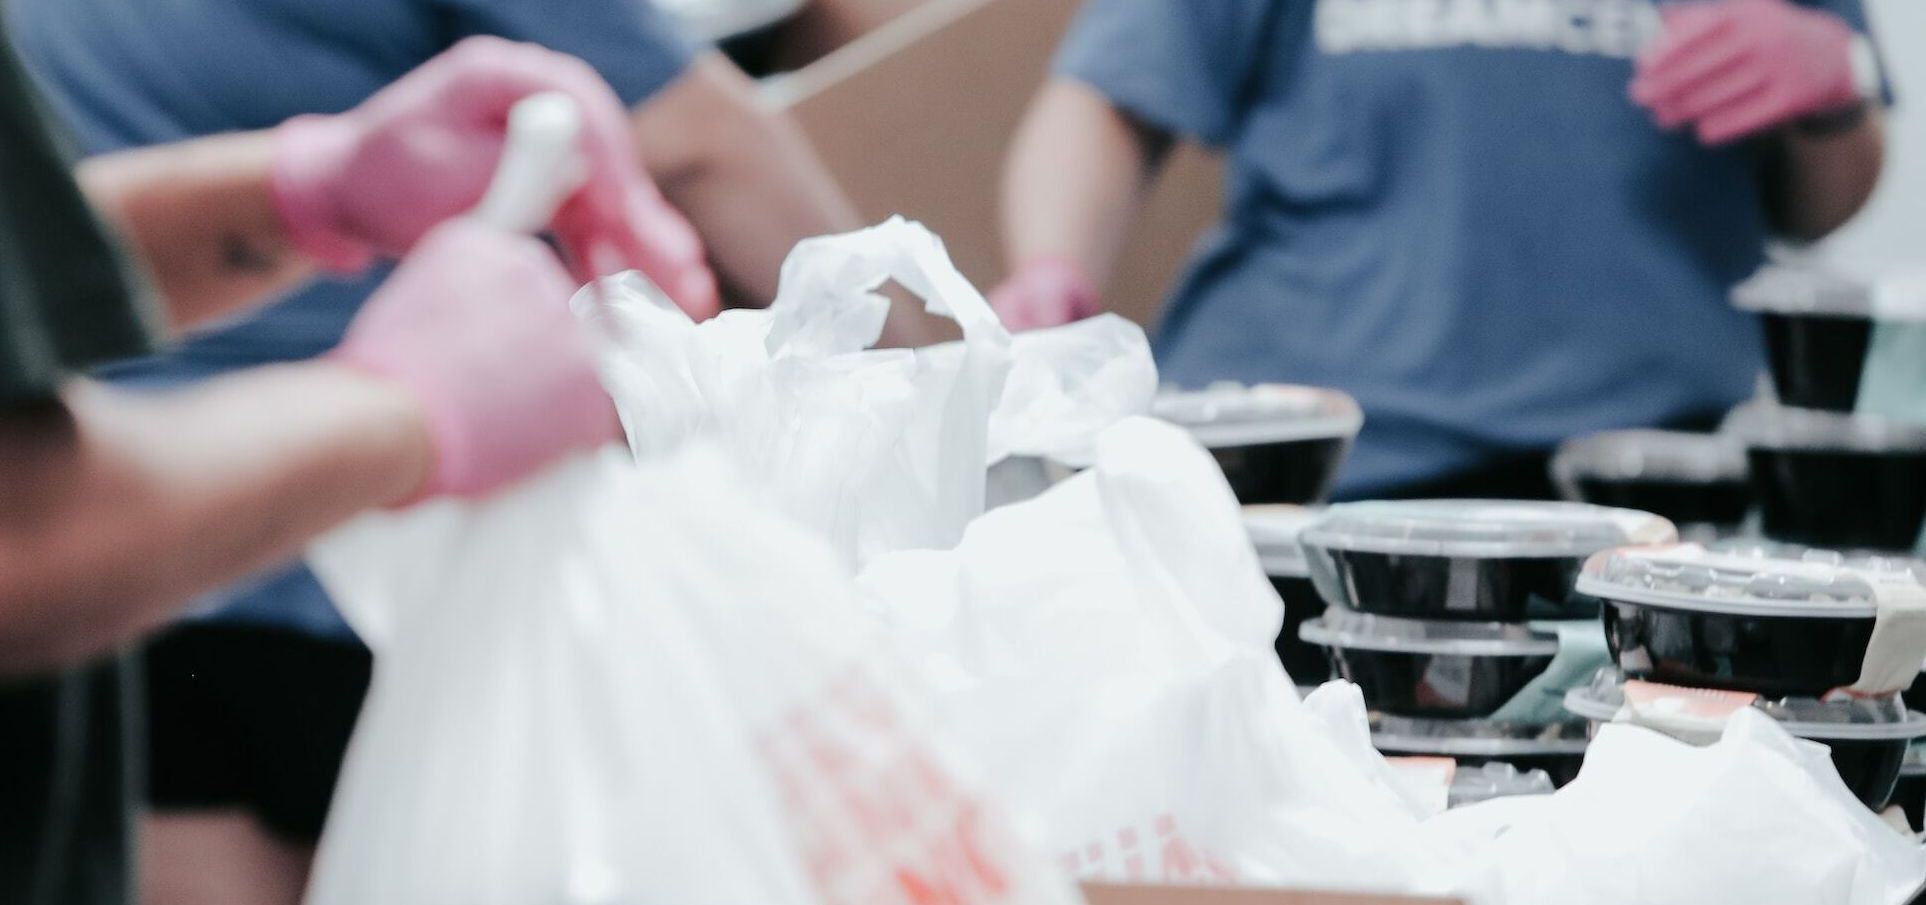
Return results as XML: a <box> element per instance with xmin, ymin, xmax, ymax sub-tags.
<box><xmin>1316</xmin><ymin>0</ymin><xmax>1663</xmax><ymax>59</ymax></box>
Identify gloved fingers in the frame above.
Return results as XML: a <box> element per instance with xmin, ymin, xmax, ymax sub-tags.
<box><xmin>1695</xmin><ymin>91</ymin><xmax>1790</xmax><ymax>145</ymax></box>
<box><xmin>554</xmin><ymin>187</ymin><xmax>720</xmax><ymax>321</ymax></box>
<box><xmin>433</xmin><ymin>38</ymin><xmax>655</xmax><ymax>239</ymax></box>
<box><xmin>1636</xmin><ymin>3</ymin><xmax>1738</xmax><ymax>82</ymax></box>
<box><xmin>1651</xmin><ymin>65</ymin><xmax>1770</xmax><ymax>130</ymax></box>
<box><xmin>1631</xmin><ymin>32</ymin><xmax>1749</xmax><ymax>117</ymax></box>
<box><xmin>990</xmin><ymin>290</ymin><xmax>1058</xmax><ymax>332</ymax></box>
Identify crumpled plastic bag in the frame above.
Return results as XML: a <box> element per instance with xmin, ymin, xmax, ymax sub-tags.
<box><xmin>857</xmin><ymin>417</ymin><xmax>1465</xmax><ymax>892</ymax></box>
<box><xmin>305</xmin><ymin>447</ymin><xmax>1081</xmax><ymax>905</ymax></box>
<box><xmin>576</xmin><ymin>216</ymin><xmax>1150</xmax><ymax>567</ymax></box>
<box><xmin>578</xmin><ymin>216</ymin><xmax>1011</xmax><ymax>568</ymax></box>
<box><xmin>985</xmin><ymin>314</ymin><xmax>1156</xmax><ymax>469</ymax></box>
<box><xmin>1428</xmin><ymin>712</ymin><xmax>1926</xmax><ymax>905</ymax></box>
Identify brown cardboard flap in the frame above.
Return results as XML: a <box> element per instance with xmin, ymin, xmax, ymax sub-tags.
<box><xmin>1082</xmin><ymin>882</ymin><xmax>1463</xmax><ymax>905</ymax></box>
<box><xmin>779</xmin><ymin>0</ymin><xmax>1222</xmax><ymax>327</ymax></box>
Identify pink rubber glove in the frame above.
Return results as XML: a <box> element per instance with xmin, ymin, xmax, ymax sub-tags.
<box><xmin>988</xmin><ymin>257</ymin><xmax>1102</xmax><ymax>332</ymax></box>
<box><xmin>1631</xmin><ymin>0</ymin><xmax>1862</xmax><ymax>146</ymax></box>
<box><xmin>272</xmin><ymin>36</ymin><xmax>719</xmax><ymax>320</ymax></box>
<box><xmin>330</xmin><ymin>219</ymin><xmax>617</xmax><ymax>501</ymax></box>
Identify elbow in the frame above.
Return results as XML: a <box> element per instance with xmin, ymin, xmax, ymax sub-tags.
<box><xmin>0</xmin><ymin>544</ymin><xmax>148</xmax><ymax>676</ymax></box>
<box><xmin>635</xmin><ymin>57</ymin><xmax>783</xmax><ymax>196</ymax></box>
<box><xmin>1779</xmin><ymin>168</ymin><xmax>1880</xmax><ymax>243</ymax></box>
<box><xmin>0</xmin><ymin>558</ymin><xmax>82</xmax><ymax>676</ymax></box>
<box><xmin>1770</xmin><ymin>113</ymin><xmax>1886</xmax><ymax>243</ymax></box>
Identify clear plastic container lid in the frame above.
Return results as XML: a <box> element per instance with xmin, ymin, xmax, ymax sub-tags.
<box><xmin>1904</xmin><ymin>742</ymin><xmax>1926</xmax><ymax>778</ymax></box>
<box><xmin>1371</xmin><ymin>714</ymin><xmax>1592</xmax><ymax>756</ymax></box>
<box><xmin>1152</xmin><ymin>382</ymin><xmax>1363</xmax><ymax>447</ymax></box>
<box><xmin>1243</xmin><ymin>504</ymin><xmax>1319</xmax><ymax>576</ymax></box>
<box><xmin>1300</xmin><ymin>499</ymin><xmax>1677</xmax><ymax>559</ymax></box>
<box><xmin>1551</xmin><ymin>429</ymin><xmax>1748</xmax><ymax>486</ymax></box>
<box><xmin>1727</xmin><ymin>401</ymin><xmax>1926</xmax><ymax>453</ymax></box>
<box><xmin>1563</xmin><ymin>669</ymin><xmax>1926</xmax><ymax>741</ymax></box>
<box><xmin>1731</xmin><ymin>263</ymin><xmax>1926</xmax><ymax>322</ymax></box>
<box><xmin>1733</xmin><ymin>264</ymin><xmax>1877</xmax><ymax>318</ymax></box>
<box><xmin>1449</xmin><ymin>761</ymin><xmax>1556</xmax><ymax>806</ymax></box>
<box><xmin>1578</xmin><ymin>543</ymin><xmax>1925</xmax><ymax>618</ymax></box>
<box><xmin>1298</xmin><ymin>606</ymin><xmax>1560</xmax><ymax>656</ymax></box>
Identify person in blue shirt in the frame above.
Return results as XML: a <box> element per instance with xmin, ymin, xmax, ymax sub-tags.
<box><xmin>3</xmin><ymin>2</ymin><xmax>867</xmax><ymax>903</ymax></box>
<box><xmin>989</xmin><ymin>0</ymin><xmax>1889</xmax><ymax>500</ymax></box>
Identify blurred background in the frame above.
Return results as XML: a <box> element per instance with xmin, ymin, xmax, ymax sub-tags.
<box><xmin>701</xmin><ymin>0</ymin><xmax>1922</xmax><ymax>324</ymax></box>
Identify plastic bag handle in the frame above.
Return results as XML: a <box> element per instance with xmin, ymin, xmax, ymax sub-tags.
<box><xmin>763</xmin><ymin>217</ymin><xmax>1013</xmax><ymax>357</ymax></box>
<box><xmin>469</xmin><ymin>91</ymin><xmax>588</xmax><ymax>234</ymax></box>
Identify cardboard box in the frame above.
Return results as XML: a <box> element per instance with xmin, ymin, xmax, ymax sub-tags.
<box><xmin>1082</xmin><ymin>883</ymin><xmax>1461</xmax><ymax>905</ymax></box>
<box><xmin>776</xmin><ymin>0</ymin><xmax>1223</xmax><ymax>327</ymax></box>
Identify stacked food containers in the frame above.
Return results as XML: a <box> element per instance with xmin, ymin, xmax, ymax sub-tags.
<box><xmin>1293</xmin><ymin>500</ymin><xmax>1678</xmax><ymax>785</ymax></box>
<box><xmin>1730</xmin><ymin>263</ymin><xmax>1926</xmax><ymax>554</ymax></box>
<box><xmin>1566</xmin><ymin>543</ymin><xmax>1926</xmax><ymax>812</ymax></box>
<box><xmin>1730</xmin><ymin>404</ymin><xmax>1926</xmax><ymax>552</ymax></box>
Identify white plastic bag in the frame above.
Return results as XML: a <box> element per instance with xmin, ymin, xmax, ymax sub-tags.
<box><xmin>981</xmin><ymin>314</ymin><xmax>1155</xmax><ymax>509</ymax></box>
<box><xmin>305</xmin><ymin>448</ymin><xmax>1080</xmax><ymax>905</ymax></box>
<box><xmin>1431</xmin><ymin>713</ymin><xmax>1926</xmax><ymax>905</ymax></box>
<box><xmin>577</xmin><ymin>217</ymin><xmax>1012</xmax><ymax>568</ymax></box>
<box><xmin>985</xmin><ymin>314</ymin><xmax>1156</xmax><ymax>469</ymax></box>
<box><xmin>858</xmin><ymin>417</ymin><xmax>1463</xmax><ymax>891</ymax></box>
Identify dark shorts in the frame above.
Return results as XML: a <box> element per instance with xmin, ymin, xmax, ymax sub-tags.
<box><xmin>0</xmin><ymin>656</ymin><xmax>137</xmax><ymax>905</ymax></box>
<box><xmin>143</xmin><ymin>624</ymin><xmax>370</xmax><ymax>845</ymax></box>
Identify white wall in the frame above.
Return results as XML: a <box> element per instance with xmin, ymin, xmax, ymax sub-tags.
<box><xmin>1815</xmin><ymin>0</ymin><xmax>1926</xmax><ymax>276</ymax></box>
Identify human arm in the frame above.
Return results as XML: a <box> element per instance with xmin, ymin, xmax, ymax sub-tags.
<box><xmin>1630</xmin><ymin>0</ymin><xmax>1886</xmax><ymax>241</ymax></box>
<box><xmin>0</xmin><ymin>367</ymin><xmax>428</xmax><ymax>671</ymax></box>
<box><xmin>77</xmin><ymin>131</ymin><xmax>316</xmax><ymax>332</ymax></box>
<box><xmin>632</xmin><ymin>52</ymin><xmax>860</xmax><ymax>307</ymax></box>
<box><xmin>1761</xmin><ymin>110</ymin><xmax>1884</xmax><ymax>241</ymax></box>
<box><xmin>626</xmin><ymin>53</ymin><xmax>948</xmax><ymax>346</ymax></box>
<box><xmin>75</xmin><ymin>37</ymin><xmax>719</xmax><ymax>338</ymax></box>
<box><xmin>992</xmin><ymin>79</ymin><xmax>1172</xmax><ymax>330</ymax></box>
<box><xmin>0</xmin><ymin>220</ymin><xmax>611</xmax><ymax>672</ymax></box>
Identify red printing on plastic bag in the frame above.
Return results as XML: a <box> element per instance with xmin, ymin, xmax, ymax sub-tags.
<box><xmin>759</xmin><ymin>664</ymin><xmax>1027</xmax><ymax>905</ymax></box>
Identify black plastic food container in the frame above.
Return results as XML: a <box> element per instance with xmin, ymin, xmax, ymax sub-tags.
<box><xmin>1300</xmin><ymin>608</ymin><xmax>1558</xmax><ymax>718</ymax></box>
<box><xmin>1245</xmin><ymin>505</ymin><xmax>1331</xmax><ymax>684</ymax></box>
<box><xmin>1892</xmin><ymin>746</ymin><xmax>1926</xmax><ymax>832</ymax></box>
<box><xmin>1154</xmin><ymin>383</ymin><xmax>1362</xmax><ymax>506</ymax></box>
<box><xmin>1551</xmin><ymin>430</ymin><xmax>1751</xmax><ymax>529</ymax></box>
<box><xmin>1300</xmin><ymin>500</ymin><xmax>1676</xmax><ymax>622</ymax></box>
<box><xmin>1732</xmin><ymin>264</ymin><xmax>1898</xmax><ymax>413</ymax></box>
<box><xmin>1583</xmin><ymin>544</ymin><xmax>1926</xmax><ymax>698</ymax></box>
<box><xmin>1371</xmin><ymin>714</ymin><xmax>1591</xmax><ymax>787</ymax></box>
<box><xmin>1732</xmin><ymin>403</ymin><xmax>1926</xmax><ymax>552</ymax></box>
<box><xmin>1564</xmin><ymin>670</ymin><xmax>1926</xmax><ymax>810</ymax></box>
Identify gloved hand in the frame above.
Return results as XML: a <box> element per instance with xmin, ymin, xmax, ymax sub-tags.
<box><xmin>272</xmin><ymin>36</ymin><xmax>718</xmax><ymax>320</ymax></box>
<box><xmin>989</xmin><ymin>256</ymin><xmax>1102</xmax><ymax>332</ymax></box>
<box><xmin>329</xmin><ymin>219</ymin><xmax>616</xmax><ymax>501</ymax></box>
<box><xmin>1631</xmin><ymin>0</ymin><xmax>1863</xmax><ymax>146</ymax></box>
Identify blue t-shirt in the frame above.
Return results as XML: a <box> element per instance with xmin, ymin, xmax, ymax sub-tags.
<box><xmin>1055</xmin><ymin>0</ymin><xmax>1884</xmax><ymax>498</ymax></box>
<box><xmin>6</xmin><ymin>0</ymin><xmax>695</xmax><ymax>639</ymax></box>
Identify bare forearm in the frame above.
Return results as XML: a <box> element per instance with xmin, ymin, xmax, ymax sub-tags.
<box><xmin>1001</xmin><ymin>79</ymin><xmax>1168</xmax><ymax>289</ymax></box>
<box><xmin>635</xmin><ymin>54</ymin><xmax>861</xmax><ymax>307</ymax></box>
<box><xmin>78</xmin><ymin>131</ymin><xmax>317</xmax><ymax>333</ymax></box>
<box><xmin>0</xmin><ymin>366</ymin><xmax>428</xmax><ymax>671</ymax></box>
<box><xmin>1765</xmin><ymin>109</ymin><xmax>1885</xmax><ymax>242</ymax></box>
